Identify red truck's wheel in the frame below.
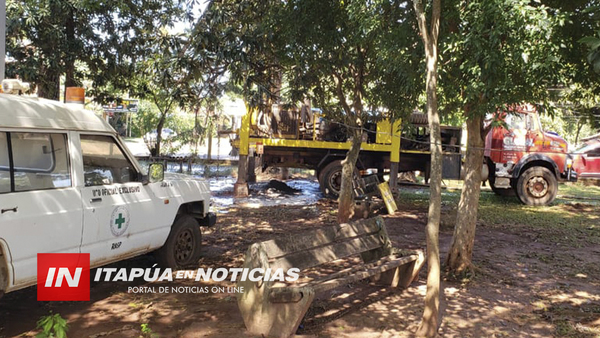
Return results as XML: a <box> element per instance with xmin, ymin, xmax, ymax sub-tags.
<box><xmin>516</xmin><ymin>167</ymin><xmax>558</xmax><ymax>206</ymax></box>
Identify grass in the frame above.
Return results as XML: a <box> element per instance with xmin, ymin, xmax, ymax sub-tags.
<box><xmin>396</xmin><ymin>182</ymin><xmax>600</xmax><ymax>246</ymax></box>
<box><xmin>559</xmin><ymin>182</ymin><xmax>600</xmax><ymax>200</ymax></box>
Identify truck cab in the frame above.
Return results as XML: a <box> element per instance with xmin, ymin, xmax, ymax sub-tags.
<box><xmin>0</xmin><ymin>92</ymin><xmax>215</xmax><ymax>297</ymax></box>
<box><xmin>485</xmin><ymin>104</ymin><xmax>576</xmax><ymax>205</ymax></box>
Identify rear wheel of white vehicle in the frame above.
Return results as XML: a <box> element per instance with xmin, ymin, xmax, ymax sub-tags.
<box><xmin>155</xmin><ymin>215</ymin><xmax>202</xmax><ymax>269</ymax></box>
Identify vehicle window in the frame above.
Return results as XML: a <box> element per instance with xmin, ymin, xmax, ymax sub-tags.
<box><xmin>80</xmin><ymin>135</ymin><xmax>137</xmax><ymax>186</ymax></box>
<box><xmin>0</xmin><ymin>133</ymin><xmax>10</xmax><ymax>193</ymax></box>
<box><xmin>10</xmin><ymin>133</ymin><xmax>71</xmax><ymax>192</ymax></box>
<box><xmin>505</xmin><ymin>114</ymin><xmax>527</xmax><ymax>130</ymax></box>
<box><xmin>588</xmin><ymin>148</ymin><xmax>600</xmax><ymax>157</ymax></box>
<box><xmin>575</xmin><ymin>143</ymin><xmax>600</xmax><ymax>155</ymax></box>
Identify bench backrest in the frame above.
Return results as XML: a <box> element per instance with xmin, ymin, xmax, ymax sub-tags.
<box><xmin>254</xmin><ymin>216</ymin><xmax>393</xmax><ymax>271</ymax></box>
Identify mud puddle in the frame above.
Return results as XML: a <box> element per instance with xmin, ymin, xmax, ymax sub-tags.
<box><xmin>208</xmin><ymin>178</ymin><xmax>322</xmax><ymax>210</ymax></box>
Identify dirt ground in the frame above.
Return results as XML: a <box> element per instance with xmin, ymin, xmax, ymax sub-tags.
<box><xmin>1</xmin><ymin>183</ymin><xmax>599</xmax><ymax>338</ymax></box>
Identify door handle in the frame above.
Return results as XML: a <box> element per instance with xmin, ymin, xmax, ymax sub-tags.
<box><xmin>1</xmin><ymin>207</ymin><xmax>17</xmax><ymax>214</ymax></box>
<box><xmin>90</xmin><ymin>198</ymin><xmax>102</xmax><ymax>203</ymax></box>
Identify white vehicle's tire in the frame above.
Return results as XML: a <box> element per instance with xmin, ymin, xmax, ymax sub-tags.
<box><xmin>155</xmin><ymin>215</ymin><xmax>202</xmax><ymax>269</ymax></box>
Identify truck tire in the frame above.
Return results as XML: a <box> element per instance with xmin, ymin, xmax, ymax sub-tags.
<box><xmin>516</xmin><ymin>167</ymin><xmax>558</xmax><ymax>206</ymax></box>
<box><xmin>319</xmin><ymin>160</ymin><xmax>344</xmax><ymax>198</ymax></box>
<box><xmin>409</xmin><ymin>113</ymin><xmax>428</xmax><ymax>125</ymax></box>
<box><xmin>319</xmin><ymin>160</ymin><xmax>359</xmax><ymax>198</ymax></box>
<box><xmin>155</xmin><ymin>215</ymin><xmax>202</xmax><ymax>269</ymax></box>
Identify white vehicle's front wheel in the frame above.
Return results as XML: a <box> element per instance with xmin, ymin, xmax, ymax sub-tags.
<box><xmin>155</xmin><ymin>215</ymin><xmax>202</xmax><ymax>268</ymax></box>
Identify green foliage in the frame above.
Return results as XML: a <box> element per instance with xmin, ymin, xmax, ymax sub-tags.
<box><xmin>6</xmin><ymin>0</ymin><xmax>185</xmax><ymax>101</ymax></box>
<box><xmin>204</xmin><ymin>0</ymin><xmax>422</xmax><ymax>125</ymax></box>
<box><xmin>539</xmin><ymin>112</ymin><xmax>595</xmax><ymax>146</ymax></box>
<box><xmin>140</xmin><ymin>323</ymin><xmax>159</xmax><ymax>338</ymax></box>
<box><xmin>127</xmin><ymin>28</ymin><xmax>201</xmax><ymax>156</ymax></box>
<box><xmin>580</xmin><ymin>33</ymin><xmax>600</xmax><ymax>73</ymax></box>
<box><xmin>440</xmin><ymin>0</ymin><xmax>567</xmax><ymax>118</ymax></box>
<box><xmin>200</xmin><ymin>0</ymin><xmax>283</xmax><ymax>112</ymax></box>
<box><xmin>36</xmin><ymin>312</ymin><xmax>68</xmax><ymax>338</ymax></box>
<box><xmin>131</xmin><ymin>101</ymin><xmax>162</xmax><ymax>138</ymax></box>
<box><xmin>542</xmin><ymin>1</ymin><xmax>600</xmax><ymax>128</ymax></box>
<box><xmin>278</xmin><ymin>0</ymin><xmax>422</xmax><ymax>123</ymax></box>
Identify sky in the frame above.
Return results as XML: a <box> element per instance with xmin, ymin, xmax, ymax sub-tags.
<box><xmin>170</xmin><ymin>0</ymin><xmax>210</xmax><ymax>34</ymax></box>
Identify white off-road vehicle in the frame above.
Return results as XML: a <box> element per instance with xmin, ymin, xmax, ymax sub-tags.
<box><xmin>0</xmin><ymin>92</ymin><xmax>216</xmax><ymax>297</ymax></box>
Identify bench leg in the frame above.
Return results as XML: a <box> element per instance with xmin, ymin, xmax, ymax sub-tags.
<box><xmin>238</xmin><ymin>285</ymin><xmax>315</xmax><ymax>338</ymax></box>
<box><xmin>372</xmin><ymin>251</ymin><xmax>426</xmax><ymax>288</ymax></box>
<box><xmin>267</xmin><ymin>290</ymin><xmax>315</xmax><ymax>338</ymax></box>
<box><xmin>398</xmin><ymin>250</ymin><xmax>425</xmax><ymax>287</ymax></box>
<box><xmin>372</xmin><ymin>265</ymin><xmax>402</xmax><ymax>287</ymax></box>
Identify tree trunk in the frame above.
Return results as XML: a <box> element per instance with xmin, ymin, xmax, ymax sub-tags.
<box><xmin>37</xmin><ymin>71</ymin><xmax>60</xmax><ymax>100</ymax></box>
<box><xmin>389</xmin><ymin>162</ymin><xmax>399</xmax><ymax>193</ymax></box>
<box><xmin>207</xmin><ymin>124</ymin><xmax>213</xmax><ymax>160</ymax></box>
<box><xmin>194</xmin><ymin>107</ymin><xmax>200</xmax><ymax>155</ymax></box>
<box><xmin>575</xmin><ymin>118</ymin><xmax>584</xmax><ymax>145</ymax></box>
<box><xmin>446</xmin><ymin>115</ymin><xmax>485</xmax><ymax>273</ymax></box>
<box><xmin>64</xmin><ymin>8</ymin><xmax>76</xmax><ymax>102</ymax></box>
<box><xmin>337</xmin><ymin>129</ymin><xmax>362</xmax><ymax>224</ymax></box>
<box><xmin>417</xmin><ymin>57</ymin><xmax>442</xmax><ymax>338</ymax></box>
<box><xmin>155</xmin><ymin>113</ymin><xmax>167</xmax><ymax>157</ymax></box>
<box><xmin>205</xmin><ymin>108</ymin><xmax>213</xmax><ymax>160</ymax></box>
<box><xmin>413</xmin><ymin>0</ymin><xmax>441</xmax><ymax>337</ymax></box>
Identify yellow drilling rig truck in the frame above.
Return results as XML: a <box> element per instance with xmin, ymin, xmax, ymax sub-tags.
<box><xmin>231</xmin><ymin>104</ymin><xmax>462</xmax><ymax>197</ymax></box>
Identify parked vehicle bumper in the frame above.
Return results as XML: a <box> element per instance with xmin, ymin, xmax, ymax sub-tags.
<box><xmin>561</xmin><ymin>169</ymin><xmax>577</xmax><ymax>182</ymax></box>
<box><xmin>199</xmin><ymin>212</ymin><xmax>217</xmax><ymax>227</ymax></box>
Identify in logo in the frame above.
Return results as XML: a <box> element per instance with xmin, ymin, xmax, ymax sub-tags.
<box><xmin>37</xmin><ymin>253</ymin><xmax>90</xmax><ymax>301</ymax></box>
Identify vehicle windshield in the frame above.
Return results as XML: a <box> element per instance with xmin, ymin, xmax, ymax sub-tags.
<box><xmin>574</xmin><ymin>142</ymin><xmax>600</xmax><ymax>154</ymax></box>
<box><xmin>505</xmin><ymin>114</ymin><xmax>527</xmax><ymax>130</ymax></box>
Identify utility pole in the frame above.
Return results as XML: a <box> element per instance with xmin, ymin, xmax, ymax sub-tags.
<box><xmin>0</xmin><ymin>0</ymin><xmax>5</xmax><ymax>82</ymax></box>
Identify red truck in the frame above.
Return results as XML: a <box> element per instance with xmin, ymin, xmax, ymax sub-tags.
<box><xmin>485</xmin><ymin>105</ymin><xmax>576</xmax><ymax>205</ymax></box>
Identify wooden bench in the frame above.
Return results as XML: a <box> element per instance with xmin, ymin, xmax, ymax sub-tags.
<box><xmin>236</xmin><ymin>216</ymin><xmax>425</xmax><ymax>338</ymax></box>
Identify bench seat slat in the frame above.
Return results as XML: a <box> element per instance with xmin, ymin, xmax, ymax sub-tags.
<box><xmin>309</xmin><ymin>253</ymin><xmax>418</xmax><ymax>286</ymax></box>
<box><xmin>311</xmin><ymin>255</ymin><xmax>417</xmax><ymax>294</ymax></box>
<box><xmin>270</xmin><ymin>233</ymin><xmax>384</xmax><ymax>271</ymax></box>
<box><xmin>269</xmin><ymin>254</ymin><xmax>419</xmax><ymax>303</ymax></box>
<box><xmin>261</xmin><ymin>218</ymin><xmax>384</xmax><ymax>259</ymax></box>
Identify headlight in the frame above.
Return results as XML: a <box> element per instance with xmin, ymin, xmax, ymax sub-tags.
<box><xmin>566</xmin><ymin>158</ymin><xmax>573</xmax><ymax>169</ymax></box>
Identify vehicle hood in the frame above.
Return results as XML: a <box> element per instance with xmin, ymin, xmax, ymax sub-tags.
<box><xmin>543</xmin><ymin>132</ymin><xmax>569</xmax><ymax>152</ymax></box>
<box><xmin>164</xmin><ymin>172</ymin><xmax>206</xmax><ymax>182</ymax></box>
<box><xmin>544</xmin><ymin>131</ymin><xmax>565</xmax><ymax>141</ymax></box>
<box><xmin>157</xmin><ymin>173</ymin><xmax>211</xmax><ymax>199</ymax></box>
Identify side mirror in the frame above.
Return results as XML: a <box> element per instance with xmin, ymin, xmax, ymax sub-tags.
<box><xmin>148</xmin><ymin>163</ymin><xmax>164</xmax><ymax>183</ymax></box>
